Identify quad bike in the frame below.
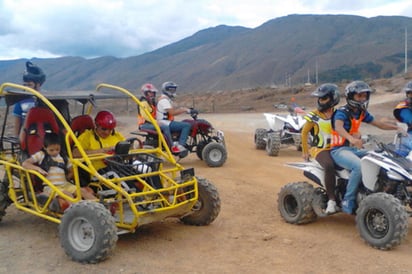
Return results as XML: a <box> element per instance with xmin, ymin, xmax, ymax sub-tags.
<box><xmin>277</xmin><ymin>134</ymin><xmax>411</xmax><ymax>250</ymax></box>
<box><xmin>254</xmin><ymin>105</ymin><xmax>306</xmax><ymax>156</ymax></box>
<box><xmin>134</xmin><ymin>110</ymin><xmax>227</xmax><ymax>167</ymax></box>
<box><xmin>0</xmin><ymin>83</ymin><xmax>221</xmax><ymax>263</ymax></box>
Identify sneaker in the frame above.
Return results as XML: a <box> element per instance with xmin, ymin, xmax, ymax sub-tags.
<box><xmin>171</xmin><ymin>145</ymin><xmax>180</xmax><ymax>153</ymax></box>
<box><xmin>49</xmin><ymin>198</ymin><xmax>61</xmax><ymax>212</ymax></box>
<box><xmin>325</xmin><ymin>200</ymin><xmax>337</xmax><ymax>214</ymax></box>
<box><xmin>171</xmin><ymin>144</ymin><xmax>187</xmax><ymax>153</ymax></box>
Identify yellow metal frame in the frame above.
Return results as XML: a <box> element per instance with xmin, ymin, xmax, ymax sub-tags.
<box><xmin>0</xmin><ymin>82</ymin><xmax>199</xmax><ymax>232</ymax></box>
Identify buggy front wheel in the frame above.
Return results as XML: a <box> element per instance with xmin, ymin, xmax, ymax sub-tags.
<box><xmin>180</xmin><ymin>177</ymin><xmax>221</xmax><ymax>225</ymax></box>
<box><xmin>59</xmin><ymin>201</ymin><xmax>118</xmax><ymax>263</ymax></box>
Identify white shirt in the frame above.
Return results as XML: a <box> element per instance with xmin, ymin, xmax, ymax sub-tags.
<box><xmin>156</xmin><ymin>95</ymin><xmax>173</xmax><ymax>126</ymax></box>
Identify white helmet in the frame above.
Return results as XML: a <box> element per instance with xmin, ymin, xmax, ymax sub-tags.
<box><xmin>161</xmin><ymin>81</ymin><xmax>178</xmax><ymax>98</ymax></box>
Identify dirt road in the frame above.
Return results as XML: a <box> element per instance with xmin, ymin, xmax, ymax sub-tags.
<box><xmin>1</xmin><ymin>111</ymin><xmax>412</xmax><ymax>274</ymax></box>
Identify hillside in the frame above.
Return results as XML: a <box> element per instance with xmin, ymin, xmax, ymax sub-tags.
<box><xmin>1</xmin><ymin>14</ymin><xmax>412</xmax><ymax>94</ymax></box>
<box><xmin>175</xmin><ymin>73</ymin><xmax>412</xmax><ymax>114</ymax></box>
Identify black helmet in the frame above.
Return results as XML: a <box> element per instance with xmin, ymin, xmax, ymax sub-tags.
<box><xmin>403</xmin><ymin>81</ymin><xmax>412</xmax><ymax>105</ymax></box>
<box><xmin>161</xmin><ymin>81</ymin><xmax>178</xmax><ymax>98</ymax></box>
<box><xmin>22</xmin><ymin>61</ymin><xmax>46</xmax><ymax>85</ymax></box>
<box><xmin>311</xmin><ymin>83</ymin><xmax>340</xmax><ymax>111</ymax></box>
<box><xmin>345</xmin><ymin>80</ymin><xmax>371</xmax><ymax>111</ymax></box>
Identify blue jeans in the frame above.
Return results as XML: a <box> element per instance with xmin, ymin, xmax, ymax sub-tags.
<box><xmin>140</xmin><ymin>123</ymin><xmax>173</xmax><ymax>147</ymax></box>
<box><xmin>169</xmin><ymin>121</ymin><xmax>191</xmax><ymax>146</ymax></box>
<box><xmin>397</xmin><ymin>133</ymin><xmax>412</xmax><ymax>156</ymax></box>
<box><xmin>331</xmin><ymin>147</ymin><xmax>368</xmax><ymax>205</ymax></box>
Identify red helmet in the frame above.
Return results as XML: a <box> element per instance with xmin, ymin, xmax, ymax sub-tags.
<box><xmin>95</xmin><ymin>110</ymin><xmax>116</xmax><ymax>129</ymax></box>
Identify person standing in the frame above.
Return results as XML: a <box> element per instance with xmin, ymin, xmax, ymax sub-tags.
<box><xmin>13</xmin><ymin>61</ymin><xmax>46</xmax><ymax>136</ymax></box>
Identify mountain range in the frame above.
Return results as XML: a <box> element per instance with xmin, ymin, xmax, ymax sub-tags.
<box><xmin>1</xmin><ymin>14</ymin><xmax>412</xmax><ymax>94</ymax></box>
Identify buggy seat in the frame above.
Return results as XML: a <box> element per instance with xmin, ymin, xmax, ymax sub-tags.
<box><xmin>70</xmin><ymin>114</ymin><xmax>95</xmax><ymax>137</ymax></box>
<box><xmin>19</xmin><ymin>107</ymin><xmax>61</xmax><ymax>157</ymax></box>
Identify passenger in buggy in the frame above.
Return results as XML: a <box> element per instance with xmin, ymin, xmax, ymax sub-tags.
<box><xmin>73</xmin><ymin>110</ymin><xmax>126</xmax><ymax>186</ymax></box>
<box><xmin>23</xmin><ymin>133</ymin><xmax>96</xmax><ymax>212</ymax></box>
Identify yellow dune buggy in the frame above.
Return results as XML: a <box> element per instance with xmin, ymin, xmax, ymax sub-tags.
<box><xmin>0</xmin><ymin>82</ymin><xmax>221</xmax><ymax>263</ymax></box>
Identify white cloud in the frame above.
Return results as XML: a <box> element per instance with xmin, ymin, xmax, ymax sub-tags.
<box><xmin>0</xmin><ymin>0</ymin><xmax>411</xmax><ymax>60</ymax></box>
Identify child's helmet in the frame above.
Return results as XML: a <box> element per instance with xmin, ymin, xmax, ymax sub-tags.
<box><xmin>311</xmin><ymin>83</ymin><xmax>340</xmax><ymax>111</ymax></box>
<box><xmin>95</xmin><ymin>110</ymin><xmax>116</xmax><ymax>130</ymax></box>
<box><xmin>345</xmin><ymin>80</ymin><xmax>371</xmax><ymax>111</ymax></box>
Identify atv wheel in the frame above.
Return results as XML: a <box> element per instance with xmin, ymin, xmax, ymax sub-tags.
<box><xmin>266</xmin><ymin>132</ymin><xmax>281</xmax><ymax>156</ymax></box>
<box><xmin>277</xmin><ymin>182</ymin><xmax>317</xmax><ymax>224</ymax></box>
<box><xmin>180</xmin><ymin>177</ymin><xmax>221</xmax><ymax>225</ymax></box>
<box><xmin>196</xmin><ymin>141</ymin><xmax>208</xmax><ymax>160</ymax></box>
<box><xmin>254</xmin><ymin>128</ymin><xmax>267</xmax><ymax>149</ymax></box>
<box><xmin>202</xmin><ymin>142</ymin><xmax>227</xmax><ymax>167</ymax></box>
<box><xmin>356</xmin><ymin>193</ymin><xmax>408</xmax><ymax>250</ymax></box>
<box><xmin>292</xmin><ymin>134</ymin><xmax>302</xmax><ymax>151</ymax></box>
<box><xmin>311</xmin><ymin>187</ymin><xmax>329</xmax><ymax>217</ymax></box>
<box><xmin>60</xmin><ymin>201</ymin><xmax>118</xmax><ymax>263</ymax></box>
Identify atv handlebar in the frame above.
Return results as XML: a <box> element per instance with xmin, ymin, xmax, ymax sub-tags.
<box><xmin>189</xmin><ymin>108</ymin><xmax>199</xmax><ymax>119</ymax></box>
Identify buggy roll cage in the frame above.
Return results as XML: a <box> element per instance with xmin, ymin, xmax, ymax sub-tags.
<box><xmin>0</xmin><ymin>82</ymin><xmax>198</xmax><ymax>232</ymax></box>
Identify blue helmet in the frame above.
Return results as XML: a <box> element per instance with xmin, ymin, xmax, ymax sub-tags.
<box><xmin>22</xmin><ymin>61</ymin><xmax>46</xmax><ymax>85</ymax></box>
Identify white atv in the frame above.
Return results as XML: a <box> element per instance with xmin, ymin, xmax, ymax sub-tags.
<box><xmin>277</xmin><ymin>134</ymin><xmax>411</xmax><ymax>250</ymax></box>
<box><xmin>254</xmin><ymin>105</ymin><xmax>307</xmax><ymax>156</ymax></box>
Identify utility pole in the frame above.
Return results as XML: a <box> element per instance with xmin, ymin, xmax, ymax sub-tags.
<box><xmin>405</xmin><ymin>27</ymin><xmax>408</xmax><ymax>74</ymax></box>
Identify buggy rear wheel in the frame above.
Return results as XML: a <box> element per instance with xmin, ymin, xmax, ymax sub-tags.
<box><xmin>254</xmin><ymin>128</ymin><xmax>267</xmax><ymax>149</ymax></box>
<box><xmin>0</xmin><ymin>180</ymin><xmax>10</xmax><ymax>223</ymax></box>
<box><xmin>202</xmin><ymin>142</ymin><xmax>227</xmax><ymax>167</ymax></box>
<box><xmin>277</xmin><ymin>182</ymin><xmax>317</xmax><ymax>224</ymax></box>
<box><xmin>356</xmin><ymin>193</ymin><xmax>408</xmax><ymax>250</ymax></box>
<box><xmin>180</xmin><ymin>177</ymin><xmax>221</xmax><ymax>225</ymax></box>
<box><xmin>59</xmin><ymin>201</ymin><xmax>118</xmax><ymax>263</ymax></box>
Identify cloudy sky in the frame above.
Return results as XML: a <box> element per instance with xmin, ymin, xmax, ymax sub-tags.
<box><xmin>1</xmin><ymin>0</ymin><xmax>412</xmax><ymax>61</ymax></box>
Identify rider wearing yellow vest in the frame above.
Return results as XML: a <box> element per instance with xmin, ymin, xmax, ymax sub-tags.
<box><xmin>301</xmin><ymin>83</ymin><xmax>340</xmax><ymax>214</ymax></box>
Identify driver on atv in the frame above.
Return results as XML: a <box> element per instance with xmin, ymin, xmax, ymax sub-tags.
<box><xmin>137</xmin><ymin>83</ymin><xmax>174</xmax><ymax>150</ymax></box>
<box><xmin>331</xmin><ymin>80</ymin><xmax>402</xmax><ymax>214</ymax></box>
<box><xmin>156</xmin><ymin>81</ymin><xmax>193</xmax><ymax>154</ymax></box>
